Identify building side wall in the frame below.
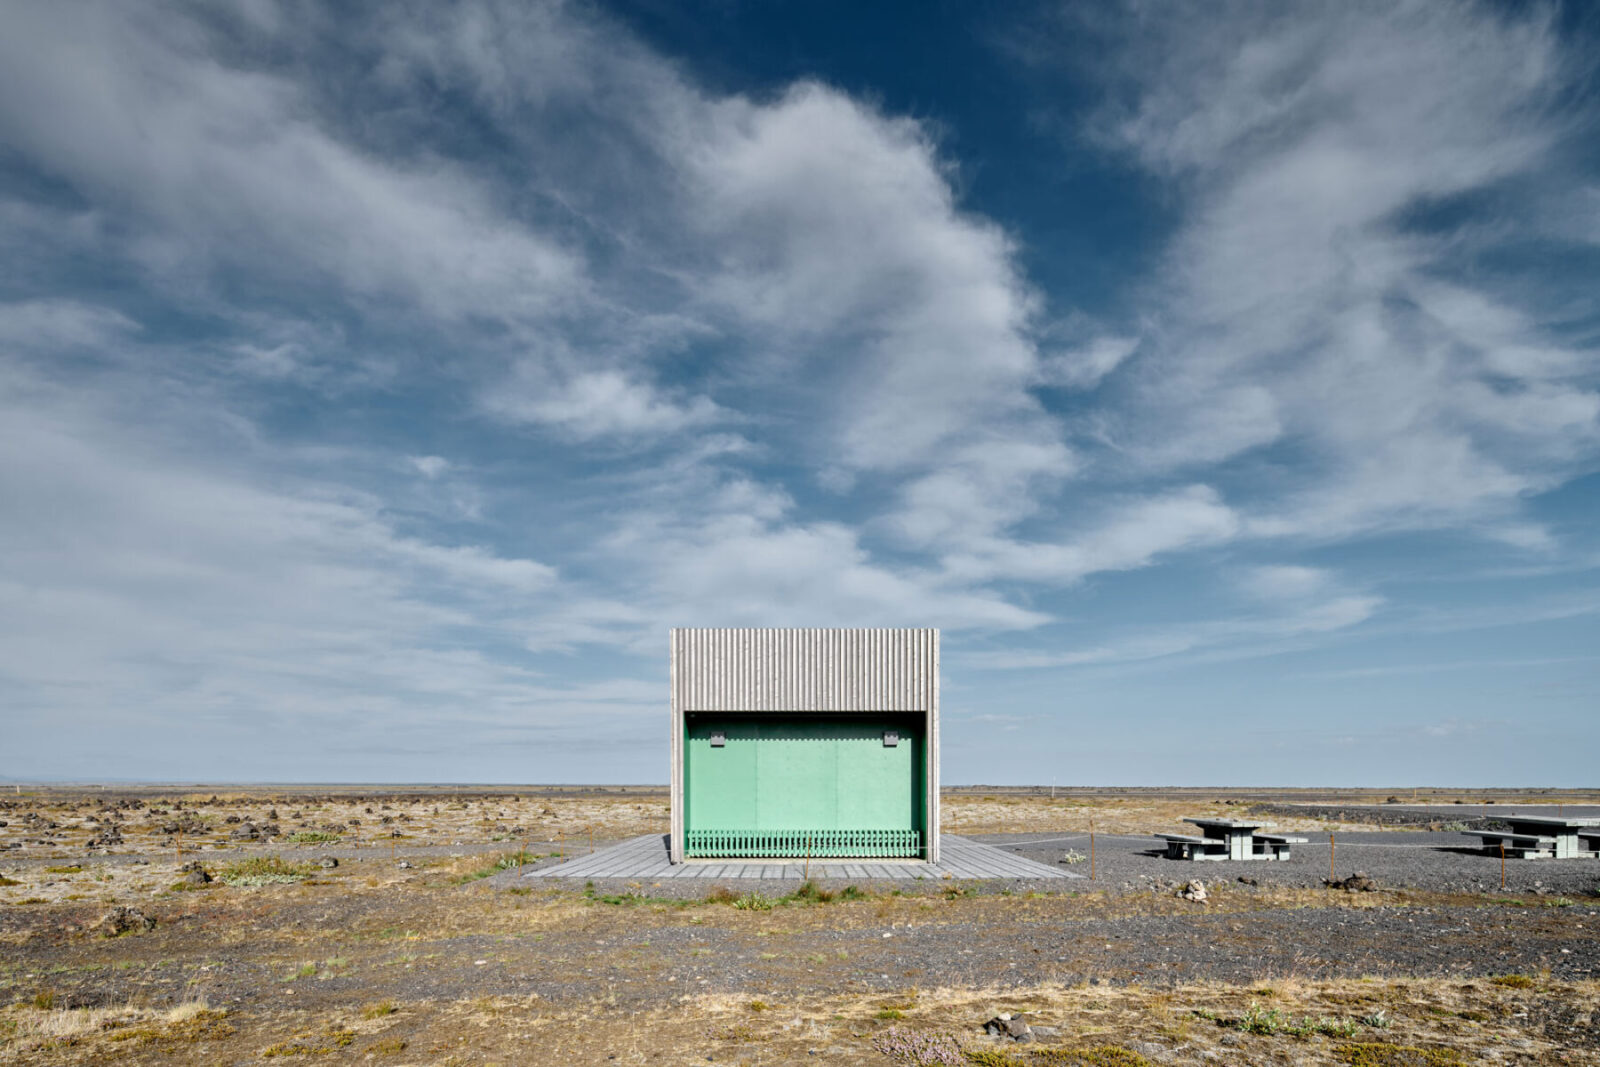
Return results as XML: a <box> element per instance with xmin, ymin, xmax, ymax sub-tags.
<box><xmin>669</xmin><ymin>628</ymin><xmax>940</xmax><ymax>863</ymax></box>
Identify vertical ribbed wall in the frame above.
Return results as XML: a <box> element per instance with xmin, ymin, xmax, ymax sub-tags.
<box><xmin>669</xmin><ymin>628</ymin><xmax>940</xmax><ymax>863</ymax></box>
<box><xmin>671</xmin><ymin>628</ymin><xmax>938</xmax><ymax>711</ymax></box>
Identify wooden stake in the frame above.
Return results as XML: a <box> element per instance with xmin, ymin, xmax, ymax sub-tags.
<box><xmin>1089</xmin><ymin>815</ymin><xmax>1095</xmax><ymax>881</ymax></box>
<box><xmin>175</xmin><ymin>830</ymin><xmax>182</xmax><ymax>862</ymax></box>
<box><xmin>1500</xmin><ymin>841</ymin><xmax>1506</xmax><ymax>890</ymax></box>
<box><xmin>558</xmin><ymin>829</ymin><xmax>564</xmax><ymax>862</ymax></box>
<box><xmin>1329</xmin><ymin>833</ymin><xmax>1335</xmax><ymax>884</ymax></box>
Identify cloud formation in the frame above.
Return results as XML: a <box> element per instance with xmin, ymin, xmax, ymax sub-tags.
<box><xmin>0</xmin><ymin>0</ymin><xmax>1596</xmax><ymax>782</ymax></box>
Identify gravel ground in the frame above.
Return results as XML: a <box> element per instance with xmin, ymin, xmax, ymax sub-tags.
<box><xmin>986</xmin><ymin>830</ymin><xmax>1600</xmax><ymax>897</ymax></box>
<box><xmin>503</xmin><ymin>829</ymin><xmax>1600</xmax><ymax>900</ymax></box>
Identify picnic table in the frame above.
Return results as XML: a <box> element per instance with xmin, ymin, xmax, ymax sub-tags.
<box><xmin>1469</xmin><ymin>815</ymin><xmax>1600</xmax><ymax>859</ymax></box>
<box><xmin>1156</xmin><ymin>818</ymin><xmax>1307</xmax><ymax>862</ymax></box>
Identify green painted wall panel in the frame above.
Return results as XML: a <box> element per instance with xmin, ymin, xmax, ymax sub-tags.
<box><xmin>684</xmin><ymin>714</ymin><xmax>922</xmax><ymax>841</ymax></box>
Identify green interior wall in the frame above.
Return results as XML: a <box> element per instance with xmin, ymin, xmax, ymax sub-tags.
<box><xmin>683</xmin><ymin>713</ymin><xmax>924</xmax><ymax>848</ymax></box>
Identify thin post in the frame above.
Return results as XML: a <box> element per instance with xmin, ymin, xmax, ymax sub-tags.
<box><xmin>588</xmin><ymin>825</ymin><xmax>594</xmax><ymax>855</ymax></box>
<box><xmin>558</xmin><ymin>828</ymin><xmax>564</xmax><ymax>862</ymax></box>
<box><xmin>1330</xmin><ymin>833</ymin><xmax>1335</xmax><ymax>884</ymax></box>
<box><xmin>1089</xmin><ymin>815</ymin><xmax>1095</xmax><ymax>881</ymax></box>
<box><xmin>1500</xmin><ymin>841</ymin><xmax>1506</xmax><ymax>890</ymax></box>
<box><xmin>805</xmin><ymin>834</ymin><xmax>811</xmax><ymax>882</ymax></box>
<box><xmin>523</xmin><ymin>839</ymin><xmax>529</xmax><ymax>868</ymax></box>
<box><xmin>175</xmin><ymin>830</ymin><xmax>182</xmax><ymax>862</ymax></box>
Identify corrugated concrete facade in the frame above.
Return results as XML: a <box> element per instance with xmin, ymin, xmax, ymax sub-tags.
<box><xmin>670</xmin><ymin>628</ymin><xmax>939</xmax><ymax>863</ymax></box>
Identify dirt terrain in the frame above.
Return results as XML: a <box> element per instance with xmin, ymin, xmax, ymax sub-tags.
<box><xmin>2</xmin><ymin>787</ymin><xmax>1598</xmax><ymax>1065</ymax></box>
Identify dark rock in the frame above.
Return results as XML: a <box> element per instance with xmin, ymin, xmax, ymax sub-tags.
<box><xmin>99</xmin><ymin>906</ymin><xmax>156</xmax><ymax>936</ymax></box>
<box><xmin>1237</xmin><ymin>875</ymin><xmax>1258</xmax><ymax>886</ymax></box>
<box><xmin>982</xmin><ymin>1014</ymin><xmax>1033</xmax><ymax>1041</ymax></box>
<box><xmin>319</xmin><ymin>857</ymin><xmax>339</xmax><ymax>869</ymax></box>
<box><xmin>1325</xmin><ymin>871</ymin><xmax>1378</xmax><ymax>892</ymax></box>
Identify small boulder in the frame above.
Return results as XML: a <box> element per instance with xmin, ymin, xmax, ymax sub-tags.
<box><xmin>1326</xmin><ymin>872</ymin><xmax>1377</xmax><ymax>892</ymax></box>
<box><xmin>178</xmin><ymin>861</ymin><xmax>211</xmax><ymax>886</ymax></box>
<box><xmin>99</xmin><ymin>906</ymin><xmax>156</xmax><ymax>937</ymax></box>
<box><xmin>1177</xmin><ymin>879</ymin><xmax>1208</xmax><ymax>903</ymax></box>
<box><xmin>319</xmin><ymin>856</ymin><xmax>339</xmax><ymax>869</ymax></box>
<box><xmin>982</xmin><ymin>1014</ymin><xmax>1033</xmax><ymax>1042</ymax></box>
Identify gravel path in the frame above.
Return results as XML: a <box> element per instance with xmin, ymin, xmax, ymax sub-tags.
<box><xmin>985</xmin><ymin>830</ymin><xmax>1600</xmax><ymax>897</ymax></box>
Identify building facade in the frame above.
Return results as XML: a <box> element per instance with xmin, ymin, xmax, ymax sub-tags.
<box><xmin>669</xmin><ymin>628</ymin><xmax>940</xmax><ymax>864</ymax></box>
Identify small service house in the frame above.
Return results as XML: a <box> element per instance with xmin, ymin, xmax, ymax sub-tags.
<box><xmin>669</xmin><ymin>628</ymin><xmax>940</xmax><ymax>864</ymax></box>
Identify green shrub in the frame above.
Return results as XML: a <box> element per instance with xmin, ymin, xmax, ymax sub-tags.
<box><xmin>218</xmin><ymin>855</ymin><xmax>316</xmax><ymax>886</ymax></box>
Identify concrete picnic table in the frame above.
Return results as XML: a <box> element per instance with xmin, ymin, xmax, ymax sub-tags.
<box><xmin>1156</xmin><ymin>817</ymin><xmax>1307</xmax><ymax>861</ymax></box>
<box><xmin>1470</xmin><ymin>815</ymin><xmax>1600</xmax><ymax>860</ymax></box>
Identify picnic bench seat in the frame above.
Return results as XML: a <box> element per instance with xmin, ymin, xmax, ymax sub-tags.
<box><xmin>1471</xmin><ymin>830</ymin><xmax>1558</xmax><ymax>857</ymax></box>
<box><xmin>1253</xmin><ymin>833</ymin><xmax>1308</xmax><ymax>859</ymax></box>
<box><xmin>1156</xmin><ymin>833</ymin><xmax>1221</xmax><ymax>860</ymax></box>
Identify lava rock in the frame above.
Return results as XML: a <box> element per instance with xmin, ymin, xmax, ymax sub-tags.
<box><xmin>99</xmin><ymin>906</ymin><xmax>156</xmax><ymax>937</ymax></box>
<box><xmin>982</xmin><ymin>1013</ymin><xmax>1034</xmax><ymax>1042</ymax></box>
<box><xmin>1326</xmin><ymin>872</ymin><xmax>1378</xmax><ymax>892</ymax></box>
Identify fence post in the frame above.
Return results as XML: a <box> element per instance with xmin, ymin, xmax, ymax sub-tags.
<box><xmin>1500</xmin><ymin>841</ymin><xmax>1506</xmax><ymax>890</ymax></box>
<box><xmin>1329</xmin><ymin>833</ymin><xmax>1335</xmax><ymax>885</ymax></box>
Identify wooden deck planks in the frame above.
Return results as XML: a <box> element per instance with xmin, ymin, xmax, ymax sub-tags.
<box><xmin>523</xmin><ymin>834</ymin><xmax>1079</xmax><ymax>882</ymax></box>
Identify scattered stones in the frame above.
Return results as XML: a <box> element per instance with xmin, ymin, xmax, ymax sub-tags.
<box><xmin>982</xmin><ymin>1013</ymin><xmax>1033</xmax><ymax>1042</ymax></box>
<box><xmin>1325</xmin><ymin>872</ymin><xmax>1378</xmax><ymax>892</ymax></box>
<box><xmin>229</xmin><ymin>822</ymin><xmax>260</xmax><ymax>841</ymax></box>
<box><xmin>98</xmin><ymin>906</ymin><xmax>156</xmax><ymax>937</ymax></box>
<box><xmin>1177</xmin><ymin>879</ymin><xmax>1208</xmax><ymax>903</ymax></box>
<box><xmin>178</xmin><ymin>861</ymin><xmax>211</xmax><ymax>887</ymax></box>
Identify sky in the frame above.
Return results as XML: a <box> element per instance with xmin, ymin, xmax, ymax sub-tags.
<box><xmin>1</xmin><ymin>0</ymin><xmax>1598</xmax><ymax>786</ymax></box>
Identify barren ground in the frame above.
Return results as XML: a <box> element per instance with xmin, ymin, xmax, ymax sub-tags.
<box><xmin>2</xmin><ymin>787</ymin><xmax>1598</xmax><ymax>1065</ymax></box>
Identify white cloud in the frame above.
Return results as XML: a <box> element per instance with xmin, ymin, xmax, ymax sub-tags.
<box><xmin>485</xmin><ymin>368</ymin><xmax>722</xmax><ymax>441</ymax></box>
<box><xmin>408</xmin><ymin>455</ymin><xmax>450</xmax><ymax>479</ymax></box>
<box><xmin>1038</xmin><ymin>335</ymin><xmax>1139</xmax><ymax>390</ymax></box>
<box><xmin>0</xmin><ymin>5</ymin><xmax>581</xmax><ymax>322</ymax></box>
<box><xmin>964</xmin><ymin>591</ymin><xmax>1382</xmax><ymax>672</ymax></box>
<box><xmin>0</xmin><ymin>374</ymin><xmax>567</xmax><ymax>743</ymax></box>
<box><xmin>1240</xmin><ymin>564</ymin><xmax>1330</xmax><ymax>602</ymax></box>
<box><xmin>942</xmin><ymin>484</ymin><xmax>1240</xmax><ymax>585</ymax></box>
<box><xmin>1084</xmin><ymin>1</ymin><xmax>1599</xmax><ymax>539</ymax></box>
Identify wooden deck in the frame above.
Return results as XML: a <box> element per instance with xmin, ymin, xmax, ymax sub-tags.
<box><xmin>522</xmin><ymin>834</ymin><xmax>1079</xmax><ymax>881</ymax></box>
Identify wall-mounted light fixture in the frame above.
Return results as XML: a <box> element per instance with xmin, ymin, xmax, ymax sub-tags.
<box><xmin>709</xmin><ymin>731</ymin><xmax>726</xmax><ymax>748</ymax></box>
<box><xmin>883</xmin><ymin>729</ymin><xmax>899</xmax><ymax>747</ymax></box>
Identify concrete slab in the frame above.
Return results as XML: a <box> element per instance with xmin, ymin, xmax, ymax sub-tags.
<box><xmin>523</xmin><ymin>833</ymin><xmax>1079</xmax><ymax>882</ymax></box>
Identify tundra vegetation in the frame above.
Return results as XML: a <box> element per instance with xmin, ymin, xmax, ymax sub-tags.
<box><xmin>0</xmin><ymin>787</ymin><xmax>1595</xmax><ymax>1064</ymax></box>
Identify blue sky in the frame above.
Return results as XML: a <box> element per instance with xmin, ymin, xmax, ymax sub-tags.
<box><xmin>2</xmin><ymin>1</ymin><xmax>1598</xmax><ymax>785</ymax></box>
